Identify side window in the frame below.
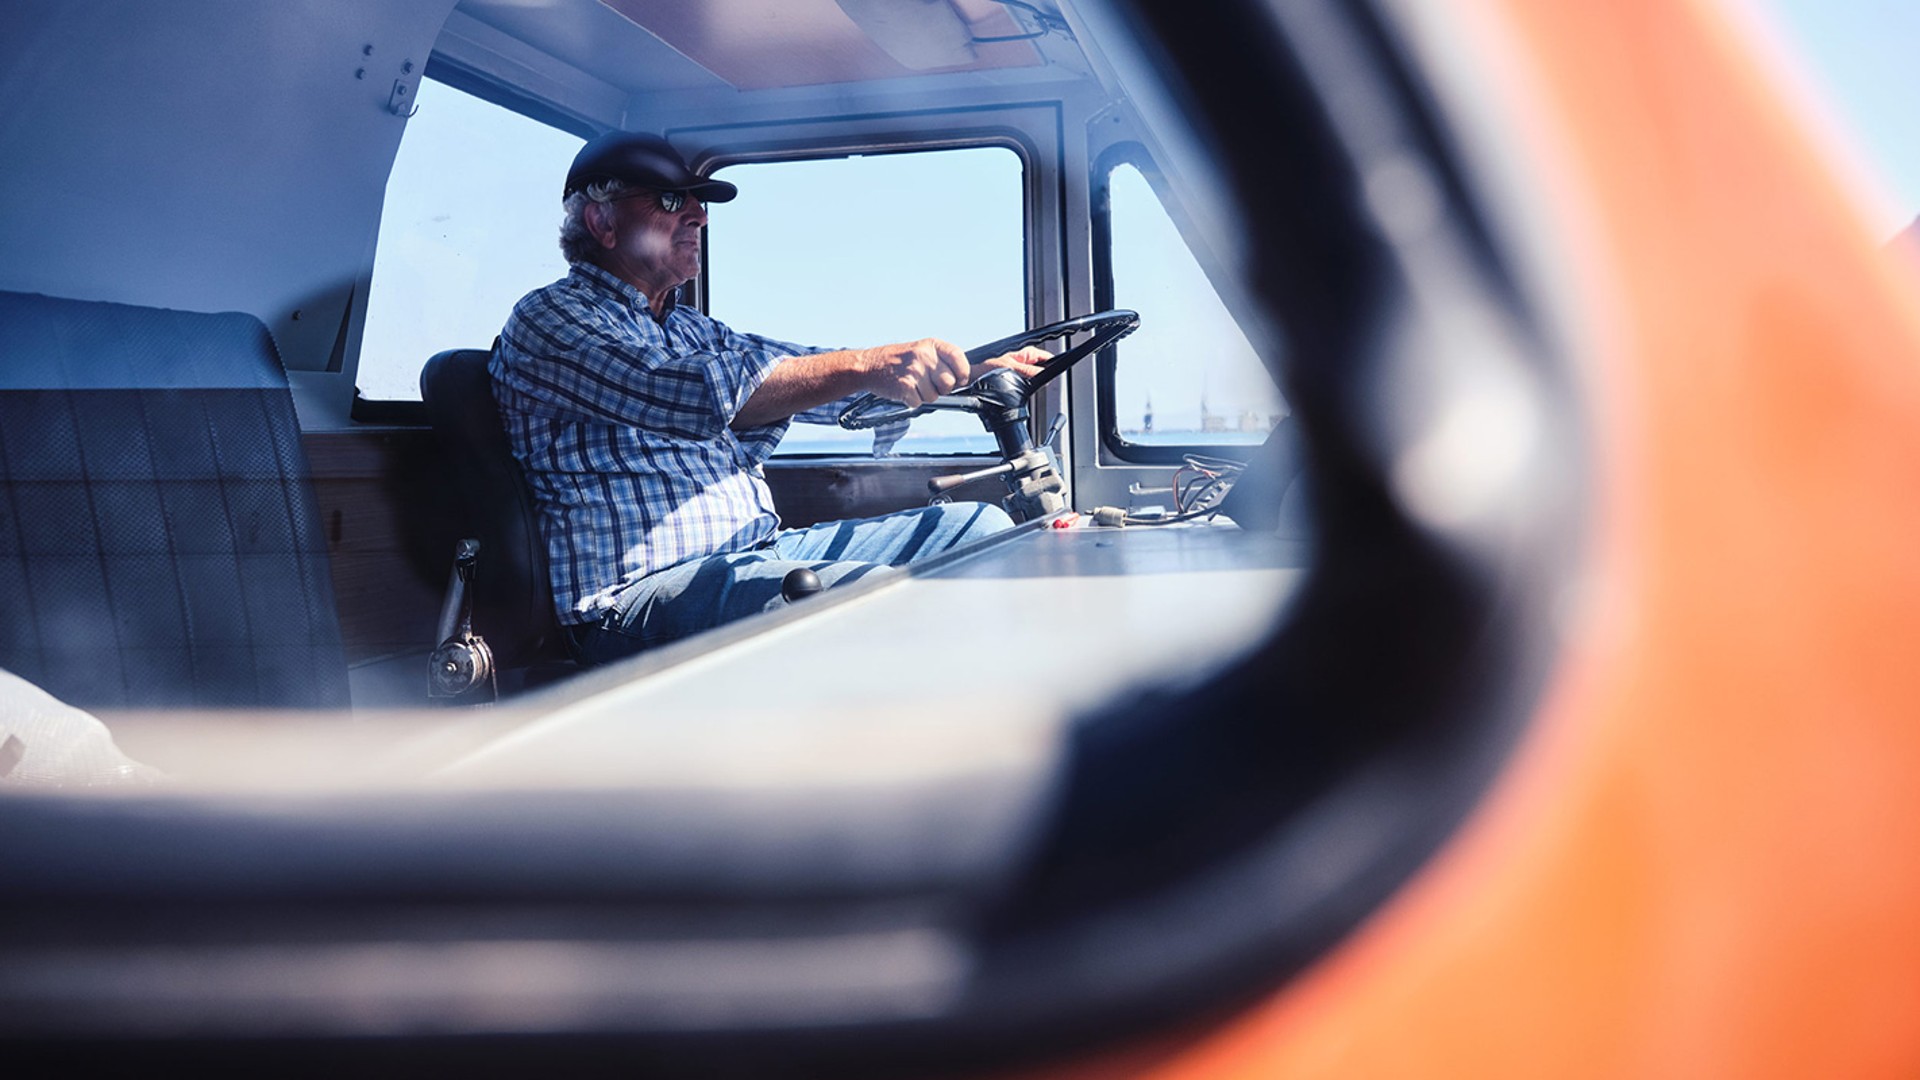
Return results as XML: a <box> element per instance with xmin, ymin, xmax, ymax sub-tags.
<box><xmin>707</xmin><ymin>146</ymin><xmax>1025</xmax><ymax>455</ymax></box>
<box><xmin>1097</xmin><ymin>158</ymin><xmax>1287</xmax><ymax>456</ymax></box>
<box><xmin>357</xmin><ymin>77</ymin><xmax>584</xmax><ymax>401</ymax></box>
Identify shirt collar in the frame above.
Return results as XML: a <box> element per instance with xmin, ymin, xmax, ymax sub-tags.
<box><xmin>569</xmin><ymin>261</ymin><xmax>681</xmax><ymax>322</ymax></box>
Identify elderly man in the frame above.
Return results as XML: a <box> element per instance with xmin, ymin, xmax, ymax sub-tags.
<box><xmin>492</xmin><ymin>132</ymin><xmax>1049</xmax><ymax>665</ymax></box>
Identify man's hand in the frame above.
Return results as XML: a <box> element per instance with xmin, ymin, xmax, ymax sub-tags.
<box><xmin>978</xmin><ymin>346</ymin><xmax>1052</xmax><ymax>380</ymax></box>
<box><xmin>732</xmin><ymin>340</ymin><xmax>1058</xmax><ymax>431</ymax></box>
<box><xmin>857</xmin><ymin>338</ymin><xmax>971</xmax><ymax>408</ymax></box>
<box><xmin>858</xmin><ymin>341</ymin><xmax>1055</xmax><ymax>407</ymax></box>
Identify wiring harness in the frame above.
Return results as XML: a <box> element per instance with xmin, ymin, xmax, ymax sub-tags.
<box><xmin>1091</xmin><ymin>453</ymin><xmax>1248</xmax><ymax>527</ymax></box>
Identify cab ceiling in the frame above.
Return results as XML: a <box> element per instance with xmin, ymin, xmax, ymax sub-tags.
<box><xmin>453</xmin><ymin>0</ymin><xmax>1067</xmax><ymax>97</ymax></box>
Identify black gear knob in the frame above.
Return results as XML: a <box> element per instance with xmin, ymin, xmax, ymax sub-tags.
<box><xmin>781</xmin><ymin>567</ymin><xmax>824</xmax><ymax>603</ymax></box>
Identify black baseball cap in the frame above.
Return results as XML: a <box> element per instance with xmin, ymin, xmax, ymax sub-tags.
<box><xmin>563</xmin><ymin>131</ymin><xmax>737</xmax><ymax>203</ymax></box>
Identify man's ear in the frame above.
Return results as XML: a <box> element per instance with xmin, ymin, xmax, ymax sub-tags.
<box><xmin>585</xmin><ymin>201</ymin><xmax>617</xmax><ymax>248</ymax></box>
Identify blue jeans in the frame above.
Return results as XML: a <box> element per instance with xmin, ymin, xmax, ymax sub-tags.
<box><xmin>568</xmin><ymin>502</ymin><xmax>1013</xmax><ymax>666</ymax></box>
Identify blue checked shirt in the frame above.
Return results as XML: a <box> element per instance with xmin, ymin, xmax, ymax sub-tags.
<box><xmin>492</xmin><ymin>263</ymin><xmax>887</xmax><ymax>625</ymax></box>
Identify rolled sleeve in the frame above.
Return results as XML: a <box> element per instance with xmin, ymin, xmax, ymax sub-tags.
<box><xmin>732</xmin><ymin>418</ymin><xmax>792</xmax><ymax>466</ymax></box>
<box><xmin>706</xmin><ymin>324</ymin><xmax>819</xmax><ymax>426</ymax></box>
<box><xmin>500</xmin><ymin>298</ymin><xmax>800</xmax><ymax>441</ymax></box>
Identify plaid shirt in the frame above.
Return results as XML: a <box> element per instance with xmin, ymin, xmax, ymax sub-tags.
<box><xmin>493</xmin><ymin>262</ymin><xmax>861</xmax><ymax>625</ymax></box>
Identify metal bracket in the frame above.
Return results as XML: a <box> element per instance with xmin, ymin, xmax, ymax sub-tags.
<box><xmin>388</xmin><ymin>76</ymin><xmax>420</xmax><ymax>118</ymax></box>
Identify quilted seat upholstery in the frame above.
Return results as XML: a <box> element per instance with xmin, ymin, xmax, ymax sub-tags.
<box><xmin>0</xmin><ymin>291</ymin><xmax>349</xmax><ymax>710</ymax></box>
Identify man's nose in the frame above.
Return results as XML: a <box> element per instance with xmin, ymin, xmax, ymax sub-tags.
<box><xmin>685</xmin><ymin>200</ymin><xmax>708</xmax><ymax>224</ymax></box>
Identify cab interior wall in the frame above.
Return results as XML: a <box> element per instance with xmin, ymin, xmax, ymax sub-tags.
<box><xmin>0</xmin><ymin>1</ymin><xmax>458</xmax><ymax>422</ymax></box>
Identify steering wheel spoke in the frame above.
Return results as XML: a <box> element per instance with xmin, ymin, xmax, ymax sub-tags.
<box><xmin>837</xmin><ymin>310</ymin><xmax>1139</xmax><ymax>432</ymax></box>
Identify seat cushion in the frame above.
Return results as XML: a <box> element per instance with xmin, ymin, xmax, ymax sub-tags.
<box><xmin>420</xmin><ymin>348</ymin><xmax>570</xmax><ymax>672</ymax></box>
<box><xmin>0</xmin><ymin>291</ymin><xmax>349</xmax><ymax>710</ymax></box>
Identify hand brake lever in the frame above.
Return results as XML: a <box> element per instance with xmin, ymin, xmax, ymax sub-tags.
<box><xmin>429</xmin><ymin>538</ymin><xmax>496</xmax><ymax>702</ymax></box>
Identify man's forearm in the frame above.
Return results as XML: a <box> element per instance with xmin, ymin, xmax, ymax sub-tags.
<box><xmin>731</xmin><ymin>337</ymin><xmax>1008</xmax><ymax>432</ymax></box>
<box><xmin>730</xmin><ymin>349</ymin><xmax>875</xmax><ymax>431</ymax></box>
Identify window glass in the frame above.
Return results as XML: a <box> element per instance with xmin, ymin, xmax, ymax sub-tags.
<box><xmin>1103</xmin><ymin>161</ymin><xmax>1286</xmax><ymax>449</ymax></box>
<box><xmin>708</xmin><ymin>147</ymin><xmax>1025</xmax><ymax>455</ymax></box>
<box><xmin>358</xmin><ymin>78</ymin><xmax>583</xmax><ymax>401</ymax></box>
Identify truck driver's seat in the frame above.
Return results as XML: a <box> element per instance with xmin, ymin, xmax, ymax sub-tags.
<box><xmin>418</xmin><ymin>348</ymin><xmax>575</xmax><ymax>693</ymax></box>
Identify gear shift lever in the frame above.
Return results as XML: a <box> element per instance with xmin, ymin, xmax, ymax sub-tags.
<box><xmin>781</xmin><ymin>567</ymin><xmax>824</xmax><ymax>603</ymax></box>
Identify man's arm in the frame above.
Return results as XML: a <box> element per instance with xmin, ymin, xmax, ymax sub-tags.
<box><xmin>731</xmin><ymin>339</ymin><xmax>1052</xmax><ymax>431</ymax></box>
<box><xmin>498</xmin><ymin>293</ymin><xmax>791</xmax><ymax>441</ymax></box>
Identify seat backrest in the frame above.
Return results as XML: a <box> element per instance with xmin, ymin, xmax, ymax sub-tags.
<box><xmin>0</xmin><ymin>290</ymin><xmax>350</xmax><ymax>710</ymax></box>
<box><xmin>418</xmin><ymin>348</ymin><xmax>569</xmax><ymax>672</ymax></box>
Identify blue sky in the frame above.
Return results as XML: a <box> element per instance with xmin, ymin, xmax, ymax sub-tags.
<box><xmin>1751</xmin><ymin>0</ymin><xmax>1920</xmax><ymax>237</ymax></box>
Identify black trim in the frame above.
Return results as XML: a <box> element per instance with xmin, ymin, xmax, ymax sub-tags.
<box><xmin>348</xmin><ymin>390</ymin><xmax>428</xmax><ymax>425</ymax></box>
<box><xmin>324</xmin><ymin>284</ymin><xmax>356</xmax><ymax>374</ymax></box>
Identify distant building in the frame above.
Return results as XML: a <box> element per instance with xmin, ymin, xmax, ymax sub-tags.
<box><xmin>1200</xmin><ymin>392</ymin><xmax>1225</xmax><ymax>433</ymax></box>
<box><xmin>1143</xmin><ymin>394</ymin><xmax>1153</xmax><ymax>434</ymax></box>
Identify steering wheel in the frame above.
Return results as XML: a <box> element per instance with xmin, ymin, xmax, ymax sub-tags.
<box><xmin>838</xmin><ymin>310</ymin><xmax>1140</xmax><ymax>431</ymax></box>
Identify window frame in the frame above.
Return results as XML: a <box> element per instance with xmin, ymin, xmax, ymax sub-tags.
<box><xmin>691</xmin><ymin>117</ymin><xmax>1045</xmax><ymax>460</ymax></box>
<box><xmin>349</xmin><ymin>61</ymin><xmax>601</xmax><ymax>424</ymax></box>
<box><xmin>1091</xmin><ymin>141</ymin><xmax>1284</xmax><ymax>465</ymax></box>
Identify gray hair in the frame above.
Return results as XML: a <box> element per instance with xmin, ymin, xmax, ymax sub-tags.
<box><xmin>558</xmin><ymin>177</ymin><xmax>637</xmax><ymax>265</ymax></box>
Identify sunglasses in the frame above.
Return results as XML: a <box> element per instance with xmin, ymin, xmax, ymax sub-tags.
<box><xmin>610</xmin><ymin>188</ymin><xmax>700</xmax><ymax>214</ymax></box>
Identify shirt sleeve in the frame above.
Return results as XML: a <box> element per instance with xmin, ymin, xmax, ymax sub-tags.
<box><xmin>709</xmin><ymin>324</ymin><xmax>820</xmax><ymax>465</ymax></box>
<box><xmin>695</xmin><ymin>321</ymin><xmax>912</xmax><ymax>455</ymax></box>
<box><xmin>739</xmin><ymin>330</ymin><xmax>911</xmax><ymax>455</ymax></box>
<box><xmin>498</xmin><ymin>291</ymin><xmax>799</xmax><ymax>441</ymax></box>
